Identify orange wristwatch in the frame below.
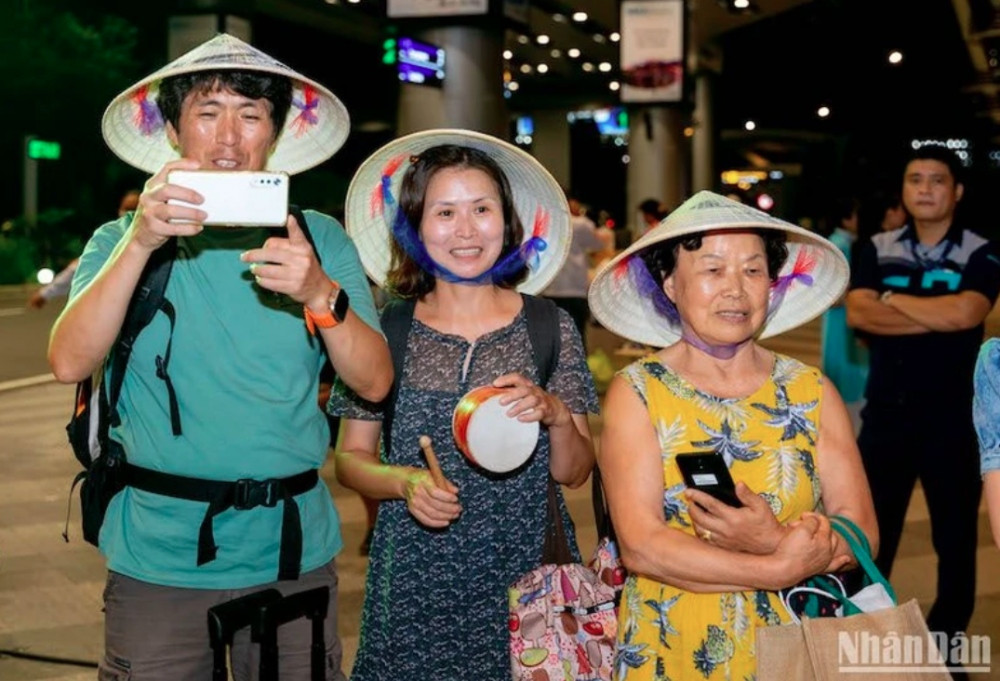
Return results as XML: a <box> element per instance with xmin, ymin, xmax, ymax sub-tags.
<box><xmin>304</xmin><ymin>281</ymin><xmax>350</xmax><ymax>334</ymax></box>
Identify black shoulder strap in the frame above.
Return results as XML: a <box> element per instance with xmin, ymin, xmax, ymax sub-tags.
<box><xmin>288</xmin><ymin>205</ymin><xmax>320</xmax><ymax>265</ymax></box>
<box><xmin>379</xmin><ymin>298</ymin><xmax>416</xmax><ymax>459</ymax></box>
<box><xmin>105</xmin><ymin>208</ymin><xmax>319</xmax><ymax>444</ymax></box>
<box><xmin>378</xmin><ymin>294</ymin><xmax>559</xmax><ymax>458</ymax></box>
<box><xmin>591</xmin><ymin>466</ymin><xmax>617</xmax><ymax>542</ymax></box>
<box><xmin>106</xmin><ymin>238</ymin><xmax>177</xmax><ymax>433</ymax></box>
<box><xmin>521</xmin><ymin>293</ymin><xmax>561</xmax><ymax>389</ymax></box>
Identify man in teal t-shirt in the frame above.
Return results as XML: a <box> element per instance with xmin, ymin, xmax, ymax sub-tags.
<box><xmin>49</xmin><ymin>34</ymin><xmax>392</xmax><ymax>680</ymax></box>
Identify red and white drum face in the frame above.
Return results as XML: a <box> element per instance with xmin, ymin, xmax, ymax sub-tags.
<box><xmin>452</xmin><ymin>386</ymin><xmax>540</xmax><ymax>474</ymax></box>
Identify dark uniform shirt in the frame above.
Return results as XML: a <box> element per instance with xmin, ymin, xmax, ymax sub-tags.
<box><xmin>851</xmin><ymin>222</ymin><xmax>1000</xmax><ymax>418</ymax></box>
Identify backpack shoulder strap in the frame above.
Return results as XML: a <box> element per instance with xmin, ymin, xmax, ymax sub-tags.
<box><xmin>288</xmin><ymin>205</ymin><xmax>321</xmax><ymax>265</ymax></box>
<box><xmin>106</xmin><ymin>238</ymin><xmax>177</xmax><ymax>421</ymax></box>
<box><xmin>521</xmin><ymin>294</ymin><xmax>562</xmax><ymax>389</ymax></box>
<box><xmin>379</xmin><ymin>298</ymin><xmax>416</xmax><ymax>458</ymax></box>
<box><xmin>379</xmin><ymin>295</ymin><xmax>557</xmax><ymax>457</ymax></box>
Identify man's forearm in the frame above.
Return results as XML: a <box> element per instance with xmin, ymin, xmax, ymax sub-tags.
<box><xmin>319</xmin><ymin>314</ymin><xmax>392</xmax><ymax>402</ymax></box>
<box><xmin>887</xmin><ymin>292</ymin><xmax>989</xmax><ymax>332</ymax></box>
<box><xmin>48</xmin><ymin>239</ymin><xmax>152</xmax><ymax>383</ymax></box>
<box><xmin>846</xmin><ymin>295</ymin><xmax>931</xmax><ymax>335</ymax></box>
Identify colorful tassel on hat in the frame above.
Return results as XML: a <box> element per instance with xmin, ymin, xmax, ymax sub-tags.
<box><xmin>290</xmin><ymin>84</ymin><xmax>319</xmax><ymax>136</ymax></box>
<box><xmin>625</xmin><ymin>256</ymin><xmax>681</xmax><ymax>323</ymax></box>
<box><xmin>131</xmin><ymin>85</ymin><xmax>163</xmax><ymax>136</ymax></box>
<box><xmin>370</xmin><ymin>154</ymin><xmax>409</xmax><ymax>218</ymax></box>
<box><xmin>767</xmin><ymin>247</ymin><xmax>816</xmax><ymax>319</ymax></box>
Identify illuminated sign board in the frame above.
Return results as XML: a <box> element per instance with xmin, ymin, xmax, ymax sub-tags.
<box><xmin>398</xmin><ymin>37</ymin><xmax>446</xmax><ymax>87</ymax></box>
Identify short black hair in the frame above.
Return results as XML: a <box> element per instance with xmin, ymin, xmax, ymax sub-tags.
<box><xmin>156</xmin><ymin>70</ymin><xmax>293</xmax><ymax>141</ymax></box>
<box><xmin>905</xmin><ymin>144</ymin><xmax>964</xmax><ymax>185</ymax></box>
<box><xmin>638</xmin><ymin>198</ymin><xmax>667</xmax><ymax>220</ymax></box>
<box><xmin>639</xmin><ymin>230</ymin><xmax>789</xmax><ymax>288</ymax></box>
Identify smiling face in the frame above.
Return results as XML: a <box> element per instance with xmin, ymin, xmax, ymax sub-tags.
<box><xmin>165</xmin><ymin>85</ymin><xmax>276</xmax><ymax>171</ymax></box>
<box><xmin>902</xmin><ymin>159</ymin><xmax>963</xmax><ymax>226</ymax></box>
<box><xmin>663</xmin><ymin>231</ymin><xmax>772</xmax><ymax>346</ymax></box>
<box><xmin>419</xmin><ymin>167</ymin><xmax>506</xmax><ymax>280</ymax></box>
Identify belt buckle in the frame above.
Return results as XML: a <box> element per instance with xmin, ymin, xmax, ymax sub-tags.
<box><xmin>233</xmin><ymin>479</ymin><xmax>279</xmax><ymax>510</ymax></box>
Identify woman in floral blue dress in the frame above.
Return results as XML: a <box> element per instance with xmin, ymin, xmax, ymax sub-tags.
<box><xmin>328</xmin><ymin>130</ymin><xmax>599</xmax><ymax>681</ymax></box>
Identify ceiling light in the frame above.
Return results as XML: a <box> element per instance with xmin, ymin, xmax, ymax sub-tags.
<box><xmin>744</xmin><ymin>120</ymin><xmax>756</xmax><ymax>131</ymax></box>
<box><xmin>347</xmin><ymin>0</ymin><xmax>360</xmax><ymax>3</ymax></box>
<box><xmin>520</xmin><ymin>63</ymin><xmax>533</xmax><ymax>74</ymax></box>
<box><xmin>582</xmin><ymin>62</ymin><xmax>595</xmax><ymax>72</ymax></box>
<box><xmin>517</xmin><ymin>34</ymin><xmax>529</xmax><ymax>45</ymax></box>
<box><xmin>507</xmin><ymin>81</ymin><xmax>519</xmax><ymax>91</ymax></box>
<box><xmin>503</xmin><ymin>49</ymin><xmax>513</xmax><ymax>60</ymax></box>
<box><xmin>568</xmin><ymin>48</ymin><xmax>581</xmax><ymax>58</ymax></box>
<box><xmin>610</xmin><ymin>32</ymin><xmax>621</xmax><ymax>42</ymax></box>
<box><xmin>609</xmin><ymin>81</ymin><xmax>620</xmax><ymax>91</ymax></box>
<box><xmin>553</xmin><ymin>13</ymin><xmax>566</xmax><ymax>22</ymax></box>
<box><xmin>888</xmin><ymin>50</ymin><xmax>903</xmax><ymax>64</ymax></box>
<box><xmin>817</xmin><ymin>106</ymin><xmax>830</xmax><ymax>118</ymax></box>
<box><xmin>537</xmin><ymin>64</ymin><xmax>549</xmax><ymax>74</ymax></box>
<box><xmin>593</xmin><ymin>34</ymin><xmax>606</xmax><ymax>43</ymax></box>
<box><xmin>598</xmin><ymin>62</ymin><xmax>612</xmax><ymax>72</ymax></box>
<box><xmin>572</xmin><ymin>11</ymin><xmax>588</xmax><ymax>21</ymax></box>
<box><xmin>550</xmin><ymin>49</ymin><xmax>562</xmax><ymax>58</ymax></box>
<box><xmin>536</xmin><ymin>34</ymin><xmax>550</xmax><ymax>45</ymax></box>
<box><xmin>733</xmin><ymin>0</ymin><xmax>750</xmax><ymax>8</ymax></box>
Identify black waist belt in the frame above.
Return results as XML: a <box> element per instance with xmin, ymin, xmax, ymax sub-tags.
<box><xmin>123</xmin><ymin>463</ymin><xmax>319</xmax><ymax>581</ymax></box>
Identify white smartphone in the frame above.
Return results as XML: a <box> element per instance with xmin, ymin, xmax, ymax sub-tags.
<box><xmin>166</xmin><ymin>170</ymin><xmax>289</xmax><ymax>227</ymax></box>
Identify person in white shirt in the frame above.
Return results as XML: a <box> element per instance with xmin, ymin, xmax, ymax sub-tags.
<box><xmin>543</xmin><ymin>191</ymin><xmax>612</xmax><ymax>338</ymax></box>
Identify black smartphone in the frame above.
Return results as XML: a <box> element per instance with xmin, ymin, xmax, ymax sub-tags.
<box><xmin>674</xmin><ymin>452</ymin><xmax>742</xmax><ymax>508</ymax></box>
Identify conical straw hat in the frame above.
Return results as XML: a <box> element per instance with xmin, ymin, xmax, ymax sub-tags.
<box><xmin>102</xmin><ymin>34</ymin><xmax>350</xmax><ymax>174</ymax></box>
<box><xmin>344</xmin><ymin>128</ymin><xmax>571</xmax><ymax>295</ymax></box>
<box><xmin>588</xmin><ymin>191</ymin><xmax>849</xmax><ymax>347</ymax></box>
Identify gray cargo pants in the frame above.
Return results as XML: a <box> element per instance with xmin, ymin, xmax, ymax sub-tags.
<box><xmin>99</xmin><ymin>560</ymin><xmax>346</xmax><ymax>681</ymax></box>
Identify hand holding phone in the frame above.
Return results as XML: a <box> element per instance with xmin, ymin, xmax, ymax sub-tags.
<box><xmin>167</xmin><ymin>170</ymin><xmax>289</xmax><ymax>227</ymax></box>
<box><xmin>675</xmin><ymin>452</ymin><xmax>743</xmax><ymax>508</ymax></box>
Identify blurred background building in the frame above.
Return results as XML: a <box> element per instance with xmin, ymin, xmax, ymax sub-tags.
<box><xmin>3</xmin><ymin>0</ymin><xmax>1000</xmax><ymax>285</ymax></box>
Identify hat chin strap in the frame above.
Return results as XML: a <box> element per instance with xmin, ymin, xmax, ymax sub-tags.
<box><xmin>389</xmin><ymin>202</ymin><xmax>545</xmax><ymax>286</ymax></box>
<box><xmin>679</xmin><ymin>324</ymin><xmax>752</xmax><ymax>360</ymax></box>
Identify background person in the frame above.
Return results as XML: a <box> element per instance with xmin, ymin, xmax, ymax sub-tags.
<box><xmin>637</xmin><ymin>197</ymin><xmax>668</xmax><ymax>240</ymax></box>
<box><xmin>542</xmin><ymin>189</ymin><xmax>611</xmax><ymax>339</ymax></box>
<box><xmin>973</xmin><ymin>341</ymin><xmax>1000</xmax><ymax>549</ymax></box>
<box><xmin>47</xmin><ymin>34</ymin><xmax>391</xmax><ymax>680</ymax></box>
<box><xmin>847</xmin><ymin>144</ymin><xmax>1000</xmax><ymax>643</ymax></box>
<box><xmin>821</xmin><ymin>196</ymin><xmax>868</xmax><ymax>429</ymax></box>
<box><xmin>589</xmin><ymin>191</ymin><xmax>877</xmax><ymax>680</ymax></box>
<box><xmin>329</xmin><ymin>130</ymin><xmax>598</xmax><ymax>681</ymax></box>
<box><xmin>855</xmin><ymin>189</ymin><xmax>908</xmax><ymax>255</ymax></box>
<box><xmin>27</xmin><ymin>190</ymin><xmax>140</xmax><ymax>309</ymax></box>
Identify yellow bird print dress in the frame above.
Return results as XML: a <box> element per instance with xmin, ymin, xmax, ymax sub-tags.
<box><xmin>614</xmin><ymin>353</ymin><xmax>824</xmax><ymax>681</ymax></box>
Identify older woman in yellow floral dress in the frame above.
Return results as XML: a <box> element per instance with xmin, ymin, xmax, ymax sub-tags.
<box><xmin>588</xmin><ymin>192</ymin><xmax>878</xmax><ymax>680</ymax></box>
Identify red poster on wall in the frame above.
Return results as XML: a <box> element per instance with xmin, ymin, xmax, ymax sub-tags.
<box><xmin>620</xmin><ymin>0</ymin><xmax>685</xmax><ymax>103</ymax></box>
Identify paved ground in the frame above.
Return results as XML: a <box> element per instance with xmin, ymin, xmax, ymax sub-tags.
<box><xmin>2</xmin><ymin>318</ymin><xmax>999</xmax><ymax>679</ymax></box>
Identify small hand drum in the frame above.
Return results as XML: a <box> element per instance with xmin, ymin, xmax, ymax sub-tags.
<box><xmin>452</xmin><ymin>386</ymin><xmax>540</xmax><ymax>473</ymax></box>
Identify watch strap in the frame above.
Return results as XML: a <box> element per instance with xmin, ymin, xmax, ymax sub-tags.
<box><xmin>304</xmin><ymin>306</ymin><xmax>338</xmax><ymax>334</ymax></box>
